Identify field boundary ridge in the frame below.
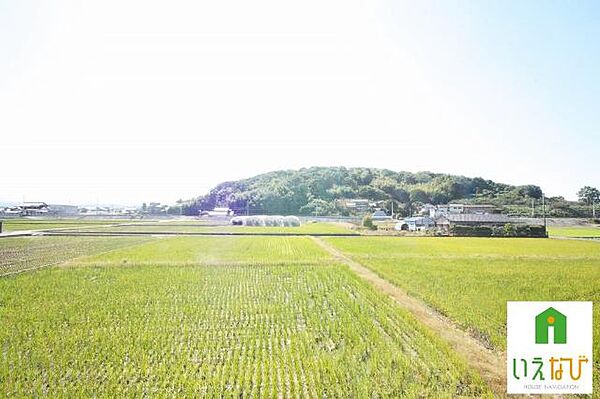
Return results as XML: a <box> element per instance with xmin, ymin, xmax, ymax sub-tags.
<box><xmin>311</xmin><ymin>236</ymin><xmax>507</xmax><ymax>396</ymax></box>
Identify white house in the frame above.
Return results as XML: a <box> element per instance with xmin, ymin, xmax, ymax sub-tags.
<box><xmin>397</xmin><ymin>216</ymin><xmax>435</xmax><ymax>231</ymax></box>
<box><xmin>423</xmin><ymin>203</ymin><xmax>498</xmax><ymax>218</ymax></box>
<box><xmin>200</xmin><ymin>207</ymin><xmax>233</xmax><ymax>217</ymax></box>
<box><xmin>344</xmin><ymin>199</ymin><xmax>371</xmax><ymax>212</ymax></box>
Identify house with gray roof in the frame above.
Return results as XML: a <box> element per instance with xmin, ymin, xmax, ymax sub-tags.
<box><xmin>435</xmin><ymin>213</ymin><xmax>525</xmax><ymax>235</ymax></box>
<box><xmin>397</xmin><ymin>216</ymin><xmax>435</xmax><ymax>231</ymax></box>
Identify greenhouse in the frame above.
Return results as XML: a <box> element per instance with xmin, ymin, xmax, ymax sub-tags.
<box><xmin>230</xmin><ymin>215</ymin><xmax>301</xmax><ymax>227</ymax></box>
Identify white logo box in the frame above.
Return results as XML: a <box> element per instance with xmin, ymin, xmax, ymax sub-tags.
<box><xmin>506</xmin><ymin>301</ymin><xmax>593</xmax><ymax>395</ymax></box>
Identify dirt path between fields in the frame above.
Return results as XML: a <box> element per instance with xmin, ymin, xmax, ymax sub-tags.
<box><xmin>311</xmin><ymin>237</ymin><xmax>507</xmax><ymax>396</ymax></box>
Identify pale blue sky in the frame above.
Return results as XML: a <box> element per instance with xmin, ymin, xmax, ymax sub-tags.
<box><xmin>1</xmin><ymin>1</ymin><xmax>598</xmax><ymax>205</ymax></box>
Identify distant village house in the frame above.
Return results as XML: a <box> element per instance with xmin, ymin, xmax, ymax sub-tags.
<box><xmin>340</xmin><ymin>199</ymin><xmax>372</xmax><ymax>212</ymax></box>
<box><xmin>396</xmin><ymin>216</ymin><xmax>435</xmax><ymax>232</ymax></box>
<box><xmin>371</xmin><ymin>210</ymin><xmax>392</xmax><ymax>221</ymax></box>
<box><xmin>423</xmin><ymin>203</ymin><xmax>499</xmax><ymax>218</ymax></box>
<box><xmin>200</xmin><ymin>207</ymin><xmax>233</xmax><ymax>217</ymax></box>
<box><xmin>435</xmin><ymin>213</ymin><xmax>514</xmax><ymax>232</ymax></box>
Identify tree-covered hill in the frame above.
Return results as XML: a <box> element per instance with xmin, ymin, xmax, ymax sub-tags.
<box><xmin>183</xmin><ymin>167</ymin><xmax>579</xmax><ymax>217</ymax></box>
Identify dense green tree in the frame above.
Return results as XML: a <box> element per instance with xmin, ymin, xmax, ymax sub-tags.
<box><xmin>327</xmin><ymin>185</ymin><xmax>357</xmax><ymax>199</ymax></box>
<box><xmin>409</xmin><ymin>188</ymin><xmax>430</xmax><ymax>203</ymax></box>
<box><xmin>518</xmin><ymin>185</ymin><xmax>543</xmax><ymax>199</ymax></box>
<box><xmin>299</xmin><ymin>199</ymin><xmax>335</xmax><ymax>216</ymax></box>
<box><xmin>577</xmin><ymin>186</ymin><xmax>600</xmax><ymax>204</ymax></box>
<box><xmin>184</xmin><ymin>166</ymin><xmax>555</xmax><ymax>216</ymax></box>
<box><xmin>355</xmin><ymin>186</ymin><xmax>386</xmax><ymax>201</ymax></box>
<box><xmin>430</xmin><ymin>191</ymin><xmax>450</xmax><ymax>205</ymax></box>
<box><xmin>577</xmin><ymin>186</ymin><xmax>600</xmax><ymax>217</ymax></box>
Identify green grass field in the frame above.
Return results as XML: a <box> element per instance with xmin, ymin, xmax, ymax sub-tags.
<box><xmin>0</xmin><ymin>236</ymin><xmax>489</xmax><ymax>397</ymax></box>
<box><xmin>548</xmin><ymin>226</ymin><xmax>600</xmax><ymax>237</ymax></box>
<box><xmin>325</xmin><ymin>237</ymin><xmax>600</xmax><ymax>363</ymax></box>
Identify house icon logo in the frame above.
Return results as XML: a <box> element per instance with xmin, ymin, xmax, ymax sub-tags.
<box><xmin>535</xmin><ymin>307</ymin><xmax>566</xmax><ymax>344</ymax></box>
<box><xmin>507</xmin><ymin>302</ymin><xmax>593</xmax><ymax>394</ymax></box>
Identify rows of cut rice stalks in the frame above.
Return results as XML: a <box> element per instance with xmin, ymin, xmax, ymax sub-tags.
<box><xmin>0</xmin><ymin>236</ymin><xmax>153</xmax><ymax>276</ymax></box>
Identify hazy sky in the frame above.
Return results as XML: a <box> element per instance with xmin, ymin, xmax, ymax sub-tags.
<box><xmin>1</xmin><ymin>1</ymin><xmax>599</xmax><ymax>205</ymax></box>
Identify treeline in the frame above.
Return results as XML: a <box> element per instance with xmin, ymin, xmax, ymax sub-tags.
<box><xmin>180</xmin><ymin>167</ymin><xmax>584</xmax><ymax>217</ymax></box>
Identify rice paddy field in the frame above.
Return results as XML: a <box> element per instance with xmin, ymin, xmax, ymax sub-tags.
<box><xmin>1</xmin><ymin>226</ymin><xmax>598</xmax><ymax>396</ymax></box>
<box><xmin>0</xmin><ymin>236</ymin><xmax>488</xmax><ymax>397</ymax></box>
<box><xmin>547</xmin><ymin>226</ymin><xmax>600</xmax><ymax>238</ymax></box>
<box><xmin>62</xmin><ymin>222</ymin><xmax>355</xmax><ymax>235</ymax></box>
<box><xmin>0</xmin><ymin>218</ymin><xmax>140</xmax><ymax>232</ymax></box>
<box><xmin>325</xmin><ymin>237</ymin><xmax>600</xmax><ymax>388</ymax></box>
<box><xmin>0</xmin><ymin>236</ymin><xmax>152</xmax><ymax>276</ymax></box>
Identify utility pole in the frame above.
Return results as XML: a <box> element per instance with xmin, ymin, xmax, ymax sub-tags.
<box><xmin>391</xmin><ymin>201</ymin><xmax>394</xmax><ymax>219</ymax></box>
<box><xmin>542</xmin><ymin>194</ymin><xmax>547</xmax><ymax>229</ymax></box>
<box><xmin>593</xmin><ymin>200</ymin><xmax>596</xmax><ymax>219</ymax></box>
<box><xmin>531</xmin><ymin>198</ymin><xmax>535</xmax><ymax>218</ymax></box>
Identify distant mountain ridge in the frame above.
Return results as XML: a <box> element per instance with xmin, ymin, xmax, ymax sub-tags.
<box><xmin>185</xmin><ymin>167</ymin><xmax>545</xmax><ymax>217</ymax></box>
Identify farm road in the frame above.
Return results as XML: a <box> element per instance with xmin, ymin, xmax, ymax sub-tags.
<box><xmin>311</xmin><ymin>237</ymin><xmax>507</xmax><ymax>396</ymax></box>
